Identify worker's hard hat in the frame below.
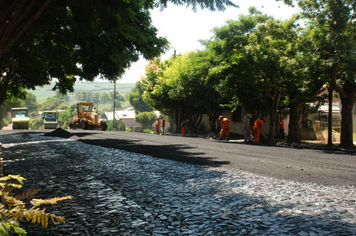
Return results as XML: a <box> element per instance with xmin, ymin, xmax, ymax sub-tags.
<box><xmin>219</xmin><ymin>115</ymin><xmax>223</xmax><ymax>119</ymax></box>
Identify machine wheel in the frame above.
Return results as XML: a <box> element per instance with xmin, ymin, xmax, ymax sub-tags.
<box><xmin>100</xmin><ymin>121</ymin><xmax>107</xmax><ymax>131</ymax></box>
<box><xmin>81</xmin><ymin>119</ymin><xmax>89</xmax><ymax>130</ymax></box>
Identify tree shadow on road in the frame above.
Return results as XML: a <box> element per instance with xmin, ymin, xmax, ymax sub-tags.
<box><xmin>79</xmin><ymin>138</ymin><xmax>230</xmax><ymax>167</ymax></box>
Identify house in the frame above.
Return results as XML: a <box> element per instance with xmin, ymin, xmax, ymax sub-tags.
<box><xmin>102</xmin><ymin>106</ymin><xmax>170</xmax><ymax>132</ymax></box>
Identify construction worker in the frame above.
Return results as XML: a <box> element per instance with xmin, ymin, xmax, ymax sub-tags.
<box><xmin>160</xmin><ymin>116</ymin><xmax>166</xmax><ymax>135</ymax></box>
<box><xmin>253</xmin><ymin>117</ymin><xmax>265</xmax><ymax>143</ymax></box>
<box><xmin>155</xmin><ymin>118</ymin><xmax>160</xmax><ymax>135</ymax></box>
<box><xmin>218</xmin><ymin>115</ymin><xmax>230</xmax><ymax>141</ymax></box>
<box><xmin>279</xmin><ymin>117</ymin><xmax>285</xmax><ymax>139</ymax></box>
<box><xmin>181</xmin><ymin>120</ymin><xmax>186</xmax><ymax>136</ymax></box>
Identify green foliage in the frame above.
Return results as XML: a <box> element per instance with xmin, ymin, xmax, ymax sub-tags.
<box><xmin>58</xmin><ymin>106</ymin><xmax>76</xmax><ymax>129</ymax></box>
<box><xmin>296</xmin><ymin>0</ymin><xmax>356</xmax><ymax>148</ymax></box>
<box><xmin>0</xmin><ymin>175</ymin><xmax>71</xmax><ymax>235</ymax></box>
<box><xmin>142</xmin><ymin>52</ymin><xmax>223</xmax><ymax>133</ymax></box>
<box><xmin>142</xmin><ymin>128</ymin><xmax>154</xmax><ymax>134</ymax></box>
<box><xmin>41</xmin><ymin>92</ymin><xmax>69</xmax><ymax>111</ymax></box>
<box><xmin>118</xmin><ymin>120</ymin><xmax>126</xmax><ymax>131</ymax></box>
<box><xmin>106</xmin><ymin>120</ymin><xmax>120</xmax><ymax>131</ymax></box>
<box><xmin>30</xmin><ymin>119</ymin><xmax>43</xmax><ymax>130</ymax></box>
<box><xmin>156</xmin><ymin>0</ymin><xmax>237</xmax><ymax>11</ymax></box>
<box><xmin>134</xmin><ymin>112</ymin><xmax>157</xmax><ymax>130</ymax></box>
<box><xmin>1</xmin><ymin>0</ymin><xmax>171</xmax><ymax>108</ymax></box>
<box><xmin>129</xmin><ymin>81</ymin><xmax>153</xmax><ymax>113</ymax></box>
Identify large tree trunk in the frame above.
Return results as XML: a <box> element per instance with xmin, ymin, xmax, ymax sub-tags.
<box><xmin>268</xmin><ymin>92</ymin><xmax>280</xmax><ymax>142</ymax></box>
<box><xmin>287</xmin><ymin>103</ymin><xmax>302</xmax><ymax>144</ymax></box>
<box><xmin>332</xmin><ymin>80</ymin><xmax>356</xmax><ymax>149</ymax></box>
<box><xmin>339</xmin><ymin>88</ymin><xmax>356</xmax><ymax>149</ymax></box>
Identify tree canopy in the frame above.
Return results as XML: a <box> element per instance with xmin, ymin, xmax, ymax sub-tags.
<box><xmin>140</xmin><ymin>4</ymin><xmax>355</xmax><ymax>147</ymax></box>
<box><xmin>296</xmin><ymin>0</ymin><xmax>356</xmax><ymax>148</ymax></box>
<box><xmin>0</xmin><ymin>0</ymin><xmax>237</xmax><ymax>108</ymax></box>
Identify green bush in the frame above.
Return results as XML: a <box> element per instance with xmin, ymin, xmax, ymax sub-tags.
<box><xmin>118</xmin><ymin>120</ymin><xmax>126</xmax><ymax>131</ymax></box>
<box><xmin>30</xmin><ymin>119</ymin><xmax>43</xmax><ymax>130</ymax></box>
<box><xmin>135</xmin><ymin>112</ymin><xmax>157</xmax><ymax>130</ymax></box>
<box><xmin>142</xmin><ymin>128</ymin><xmax>153</xmax><ymax>134</ymax></box>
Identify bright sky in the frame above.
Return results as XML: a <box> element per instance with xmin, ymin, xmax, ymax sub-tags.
<box><xmin>117</xmin><ymin>0</ymin><xmax>299</xmax><ymax>84</ymax></box>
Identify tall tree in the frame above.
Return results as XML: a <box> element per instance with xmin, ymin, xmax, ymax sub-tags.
<box><xmin>143</xmin><ymin>51</ymin><xmax>224</xmax><ymax>133</ymax></box>
<box><xmin>129</xmin><ymin>81</ymin><xmax>154</xmax><ymax>113</ymax></box>
<box><xmin>297</xmin><ymin>0</ymin><xmax>356</xmax><ymax>149</ymax></box>
<box><xmin>0</xmin><ymin>0</ymin><xmax>237</xmax><ymax>108</ymax></box>
<box><xmin>204</xmin><ymin>9</ymin><xmax>270</xmax><ymax>115</ymax></box>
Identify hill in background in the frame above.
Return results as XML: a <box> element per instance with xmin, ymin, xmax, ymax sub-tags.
<box><xmin>28</xmin><ymin>82</ymin><xmax>136</xmax><ymax>103</ymax></box>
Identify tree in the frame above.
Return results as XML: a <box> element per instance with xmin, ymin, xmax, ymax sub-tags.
<box><xmin>41</xmin><ymin>92</ymin><xmax>69</xmax><ymax>111</ymax></box>
<box><xmin>99</xmin><ymin>92</ymin><xmax>112</xmax><ymax>105</ymax></box>
<box><xmin>205</xmin><ymin>9</ymin><xmax>279</xmax><ymax>140</ymax></box>
<box><xmin>296</xmin><ymin>0</ymin><xmax>356</xmax><ymax>149</ymax></box>
<box><xmin>135</xmin><ymin>112</ymin><xmax>157</xmax><ymax>130</ymax></box>
<box><xmin>143</xmin><ymin>52</ymin><xmax>224</xmax><ymax>133</ymax></box>
<box><xmin>0</xmin><ymin>0</ymin><xmax>236</xmax><ymax>109</ymax></box>
<box><xmin>129</xmin><ymin>81</ymin><xmax>154</xmax><ymax>113</ymax></box>
<box><xmin>58</xmin><ymin>104</ymin><xmax>76</xmax><ymax>128</ymax></box>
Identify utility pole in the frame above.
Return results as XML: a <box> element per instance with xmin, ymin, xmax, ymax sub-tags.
<box><xmin>113</xmin><ymin>79</ymin><xmax>116</xmax><ymax>130</ymax></box>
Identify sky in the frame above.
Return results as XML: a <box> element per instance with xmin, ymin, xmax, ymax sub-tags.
<box><xmin>115</xmin><ymin>0</ymin><xmax>300</xmax><ymax>84</ymax></box>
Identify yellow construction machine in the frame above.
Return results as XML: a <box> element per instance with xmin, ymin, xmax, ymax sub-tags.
<box><xmin>68</xmin><ymin>102</ymin><xmax>107</xmax><ymax>130</ymax></box>
<box><xmin>11</xmin><ymin>107</ymin><xmax>30</xmax><ymax>129</ymax></box>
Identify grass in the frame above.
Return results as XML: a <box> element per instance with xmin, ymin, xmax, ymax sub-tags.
<box><xmin>28</xmin><ymin>82</ymin><xmax>135</xmax><ymax>103</ymax></box>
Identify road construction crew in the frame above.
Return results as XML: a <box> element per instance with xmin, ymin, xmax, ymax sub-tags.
<box><xmin>253</xmin><ymin>117</ymin><xmax>265</xmax><ymax>143</ymax></box>
<box><xmin>218</xmin><ymin>115</ymin><xmax>230</xmax><ymax>141</ymax></box>
<box><xmin>155</xmin><ymin>118</ymin><xmax>160</xmax><ymax>135</ymax></box>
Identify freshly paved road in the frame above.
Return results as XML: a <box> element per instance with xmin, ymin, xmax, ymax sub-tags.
<box><xmin>1</xmin><ymin>129</ymin><xmax>355</xmax><ymax>186</ymax></box>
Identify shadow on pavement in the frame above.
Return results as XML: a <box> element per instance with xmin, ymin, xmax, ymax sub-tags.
<box><xmin>45</xmin><ymin>128</ymin><xmax>230</xmax><ymax>167</ymax></box>
<box><xmin>79</xmin><ymin>138</ymin><xmax>230</xmax><ymax>167</ymax></box>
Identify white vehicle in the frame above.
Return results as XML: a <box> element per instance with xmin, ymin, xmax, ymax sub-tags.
<box><xmin>43</xmin><ymin>111</ymin><xmax>58</xmax><ymax>129</ymax></box>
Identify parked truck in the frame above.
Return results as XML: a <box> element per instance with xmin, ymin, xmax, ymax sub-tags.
<box><xmin>11</xmin><ymin>107</ymin><xmax>30</xmax><ymax>129</ymax></box>
<box><xmin>68</xmin><ymin>102</ymin><xmax>107</xmax><ymax>130</ymax></box>
<box><xmin>42</xmin><ymin>111</ymin><xmax>58</xmax><ymax>129</ymax></box>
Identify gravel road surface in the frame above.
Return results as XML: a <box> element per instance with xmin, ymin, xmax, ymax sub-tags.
<box><xmin>0</xmin><ymin>130</ymin><xmax>355</xmax><ymax>236</ymax></box>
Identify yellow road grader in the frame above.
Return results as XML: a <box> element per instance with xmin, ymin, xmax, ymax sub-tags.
<box><xmin>68</xmin><ymin>102</ymin><xmax>107</xmax><ymax>130</ymax></box>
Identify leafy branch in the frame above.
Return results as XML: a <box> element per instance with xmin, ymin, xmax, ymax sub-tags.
<box><xmin>0</xmin><ymin>174</ymin><xmax>71</xmax><ymax>235</ymax></box>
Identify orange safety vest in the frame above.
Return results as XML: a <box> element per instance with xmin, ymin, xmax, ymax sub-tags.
<box><xmin>221</xmin><ymin>118</ymin><xmax>230</xmax><ymax>129</ymax></box>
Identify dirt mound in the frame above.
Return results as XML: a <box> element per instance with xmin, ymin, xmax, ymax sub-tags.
<box><xmin>44</xmin><ymin>128</ymin><xmax>72</xmax><ymax>139</ymax></box>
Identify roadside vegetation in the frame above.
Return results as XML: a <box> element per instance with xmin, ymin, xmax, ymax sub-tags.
<box><xmin>0</xmin><ymin>82</ymin><xmax>133</xmax><ymax>130</ymax></box>
<box><xmin>132</xmin><ymin>3</ymin><xmax>356</xmax><ymax>149</ymax></box>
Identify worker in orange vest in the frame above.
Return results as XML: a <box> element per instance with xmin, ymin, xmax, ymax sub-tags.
<box><xmin>155</xmin><ymin>118</ymin><xmax>160</xmax><ymax>135</ymax></box>
<box><xmin>160</xmin><ymin>116</ymin><xmax>166</xmax><ymax>135</ymax></box>
<box><xmin>253</xmin><ymin>117</ymin><xmax>265</xmax><ymax>143</ymax></box>
<box><xmin>218</xmin><ymin>115</ymin><xmax>230</xmax><ymax>141</ymax></box>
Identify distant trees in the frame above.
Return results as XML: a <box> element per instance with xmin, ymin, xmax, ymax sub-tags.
<box><xmin>0</xmin><ymin>88</ymin><xmax>128</xmax><ymax>129</ymax></box>
<box><xmin>129</xmin><ymin>81</ymin><xmax>153</xmax><ymax>113</ymax></box>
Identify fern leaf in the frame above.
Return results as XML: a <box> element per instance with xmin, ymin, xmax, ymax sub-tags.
<box><xmin>15</xmin><ymin>189</ymin><xmax>40</xmax><ymax>200</ymax></box>
<box><xmin>30</xmin><ymin>196</ymin><xmax>72</xmax><ymax>208</ymax></box>
<box><xmin>7</xmin><ymin>175</ymin><xmax>26</xmax><ymax>185</ymax></box>
<box><xmin>0</xmin><ymin>222</ymin><xmax>9</xmax><ymax>235</ymax></box>
<box><xmin>4</xmin><ymin>196</ymin><xmax>25</xmax><ymax>209</ymax></box>
<box><xmin>7</xmin><ymin>183</ymin><xmax>23</xmax><ymax>190</ymax></box>
<box><xmin>0</xmin><ymin>204</ymin><xmax>8</xmax><ymax>215</ymax></box>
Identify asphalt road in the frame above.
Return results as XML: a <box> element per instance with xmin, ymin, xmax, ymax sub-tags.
<box><xmin>1</xmin><ymin>129</ymin><xmax>355</xmax><ymax>186</ymax></box>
